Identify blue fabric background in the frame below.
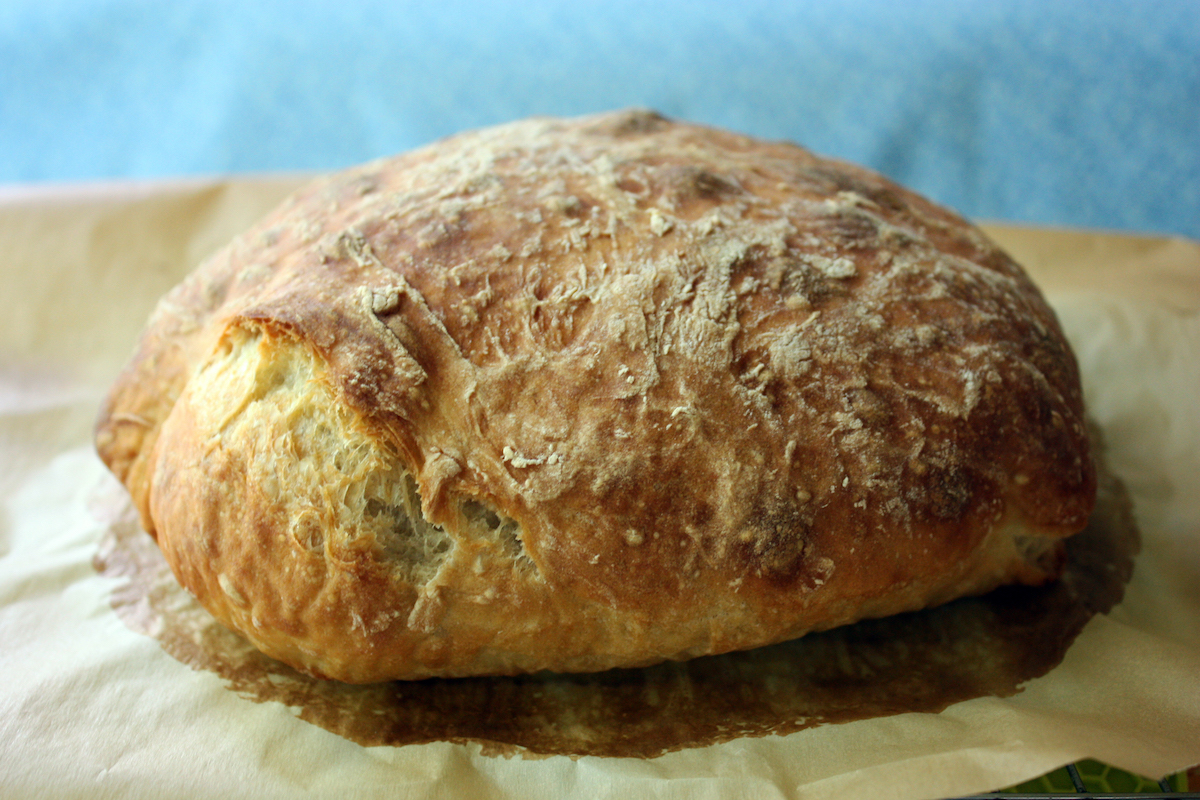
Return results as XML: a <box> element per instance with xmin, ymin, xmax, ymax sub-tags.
<box><xmin>2</xmin><ymin>0</ymin><xmax>1197</xmax><ymax>238</ymax></box>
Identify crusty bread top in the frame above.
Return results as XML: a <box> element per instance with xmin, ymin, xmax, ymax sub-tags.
<box><xmin>95</xmin><ymin>110</ymin><xmax>1095</xmax><ymax>682</ymax></box>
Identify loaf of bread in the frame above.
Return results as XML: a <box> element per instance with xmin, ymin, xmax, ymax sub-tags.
<box><xmin>95</xmin><ymin>110</ymin><xmax>1096</xmax><ymax>683</ymax></box>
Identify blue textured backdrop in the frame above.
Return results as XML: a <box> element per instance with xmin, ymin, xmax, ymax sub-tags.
<box><xmin>2</xmin><ymin>0</ymin><xmax>1197</xmax><ymax>238</ymax></box>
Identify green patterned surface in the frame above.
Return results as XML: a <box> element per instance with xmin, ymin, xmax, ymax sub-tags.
<box><xmin>1001</xmin><ymin>760</ymin><xmax>1186</xmax><ymax>794</ymax></box>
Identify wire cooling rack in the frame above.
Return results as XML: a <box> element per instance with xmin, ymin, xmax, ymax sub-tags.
<box><xmin>955</xmin><ymin>760</ymin><xmax>1198</xmax><ymax>799</ymax></box>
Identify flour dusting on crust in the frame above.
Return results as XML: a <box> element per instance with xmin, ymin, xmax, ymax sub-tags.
<box><xmin>95</xmin><ymin>110</ymin><xmax>1095</xmax><ymax>682</ymax></box>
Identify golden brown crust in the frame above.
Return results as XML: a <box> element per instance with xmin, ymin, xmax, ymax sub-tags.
<box><xmin>95</xmin><ymin>109</ymin><xmax>1095</xmax><ymax>682</ymax></box>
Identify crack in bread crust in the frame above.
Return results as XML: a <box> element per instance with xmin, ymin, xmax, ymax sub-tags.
<box><xmin>96</xmin><ymin>109</ymin><xmax>1096</xmax><ymax>682</ymax></box>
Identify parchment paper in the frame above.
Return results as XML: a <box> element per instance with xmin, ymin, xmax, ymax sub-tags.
<box><xmin>1</xmin><ymin>178</ymin><xmax>1198</xmax><ymax>799</ymax></box>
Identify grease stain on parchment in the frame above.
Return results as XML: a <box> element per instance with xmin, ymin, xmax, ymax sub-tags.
<box><xmin>92</xmin><ymin>445</ymin><xmax>1136</xmax><ymax>759</ymax></box>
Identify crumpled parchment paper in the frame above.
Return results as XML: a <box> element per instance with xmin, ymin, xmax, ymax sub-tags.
<box><xmin>1</xmin><ymin>179</ymin><xmax>1197</xmax><ymax>800</ymax></box>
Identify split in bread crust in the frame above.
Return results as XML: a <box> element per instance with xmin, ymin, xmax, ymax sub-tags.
<box><xmin>96</xmin><ymin>110</ymin><xmax>1095</xmax><ymax>682</ymax></box>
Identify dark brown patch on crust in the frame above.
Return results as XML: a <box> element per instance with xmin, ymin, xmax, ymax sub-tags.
<box><xmin>731</xmin><ymin>498</ymin><xmax>812</xmax><ymax>586</ymax></box>
<box><xmin>801</xmin><ymin>164</ymin><xmax>909</xmax><ymax>215</ymax></box>
<box><xmin>924</xmin><ymin>462</ymin><xmax>975</xmax><ymax>521</ymax></box>
<box><xmin>591</xmin><ymin>108</ymin><xmax>672</xmax><ymax>137</ymax></box>
<box><xmin>666</xmin><ymin>165</ymin><xmax>743</xmax><ymax>202</ymax></box>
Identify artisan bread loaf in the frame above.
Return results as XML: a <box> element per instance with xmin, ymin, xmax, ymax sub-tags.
<box><xmin>95</xmin><ymin>110</ymin><xmax>1096</xmax><ymax>683</ymax></box>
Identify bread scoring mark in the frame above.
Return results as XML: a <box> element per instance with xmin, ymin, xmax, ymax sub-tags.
<box><xmin>358</xmin><ymin>287</ymin><xmax>427</xmax><ymax>391</ymax></box>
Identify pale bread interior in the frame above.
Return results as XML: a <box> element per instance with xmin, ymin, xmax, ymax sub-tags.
<box><xmin>191</xmin><ymin>324</ymin><xmax>527</xmax><ymax>589</ymax></box>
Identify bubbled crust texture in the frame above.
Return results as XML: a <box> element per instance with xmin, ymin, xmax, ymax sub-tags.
<box><xmin>95</xmin><ymin>110</ymin><xmax>1096</xmax><ymax>682</ymax></box>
